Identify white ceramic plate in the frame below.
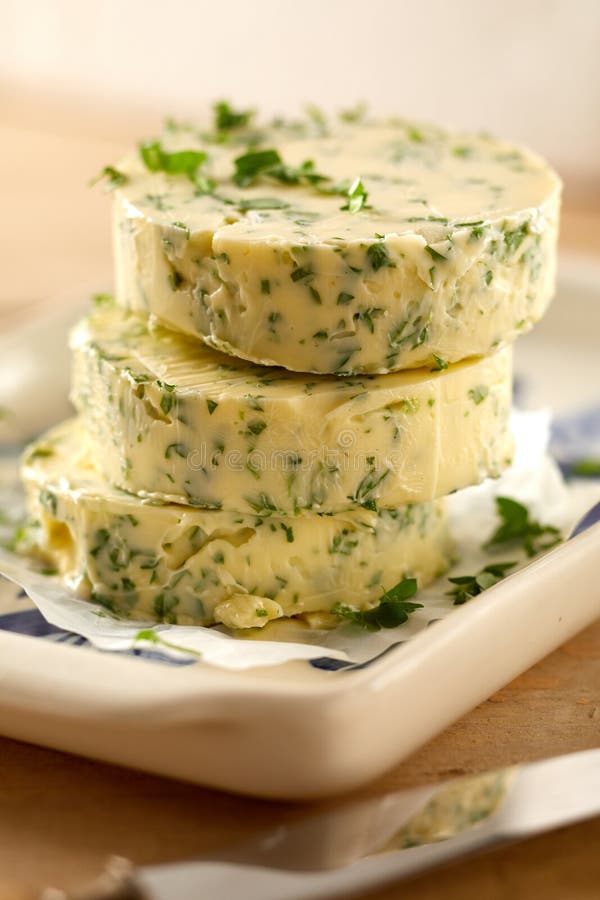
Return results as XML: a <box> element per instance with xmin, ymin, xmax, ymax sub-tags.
<box><xmin>0</xmin><ymin>258</ymin><xmax>599</xmax><ymax>800</ymax></box>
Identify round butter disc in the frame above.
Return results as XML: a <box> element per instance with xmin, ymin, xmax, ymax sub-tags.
<box><xmin>71</xmin><ymin>305</ymin><xmax>514</xmax><ymax>517</ymax></box>
<box><xmin>21</xmin><ymin>419</ymin><xmax>453</xmax><ymax>628</ymax></box>
<box><xmin>113</xmin><ymin>114</ymin><xmax>560</xmax><ymax>374</ymax></box>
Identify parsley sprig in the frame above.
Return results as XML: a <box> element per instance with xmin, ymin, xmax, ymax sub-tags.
<box><xmin>485</xmin><ymin>497</ymin><xmax>561</xmax><ymax>557</ymax></box>
<box><xmin>332</xmin><ymin>578</ymin><xmax>423</xmax><ymax>630</ymax></box>
<box><xmin>447</xmin><ymin>562</ymin><xmax>516</xmax><ymax>606</ymax></box>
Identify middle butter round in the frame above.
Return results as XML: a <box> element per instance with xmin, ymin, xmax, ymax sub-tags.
<box><xmin>71</xmin><ymin>304</ymin><xmax>514</xmax><ymax>516</ymax></box>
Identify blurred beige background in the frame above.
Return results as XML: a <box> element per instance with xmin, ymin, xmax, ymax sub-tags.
<box><xmin>2</xmin><ymin>0</ymin><xmax>600</xmax><ymax>181</ymax></box>
<box><xmin>1</xmin><ymin>0</ymin><xmax>599</xmax><ymax>318</ymax></box>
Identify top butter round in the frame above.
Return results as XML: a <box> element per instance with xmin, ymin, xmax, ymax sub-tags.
<box><xmin>113</xmin><ymin>114</ymin><xmax>560</xmax><ymax>375</ymax></box>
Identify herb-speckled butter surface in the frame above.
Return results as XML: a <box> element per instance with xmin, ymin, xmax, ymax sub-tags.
<box><xmin>70</xmin><ymin>305</ymin><xmax>514</xmax><ymax>516</ymax></box>
<box><xmin>20</xmin><ymin>419</ymin><xmax>453</xmax><ymax>627</ymax></box>
<box><xmin>113</xmin><ymin>113</ymin><xmax>560</xmax><ymax>374</ymax></box>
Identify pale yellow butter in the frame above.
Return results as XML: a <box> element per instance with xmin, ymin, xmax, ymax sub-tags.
<box><xmin>20</xmin><ymin>419</ymin><xmax>453</xmax><ymax>627</ymax></box>
<box><xmin>113</xmin><ymin>115</ymin><xmax>560</xmax><ymax>374</ymax></box>
<box><xmin>70</xmin><ymin>305</ymin><xmax>514</xmax><ymax>517</ymax></box>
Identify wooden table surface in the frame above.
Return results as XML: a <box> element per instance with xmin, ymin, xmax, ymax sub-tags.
<box><xmin>1</xmin><ymin>90</ymin><xmax>599</xmax><ymax>900</ymax></box>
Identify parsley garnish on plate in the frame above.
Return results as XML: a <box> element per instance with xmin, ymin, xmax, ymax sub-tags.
<box><xmin>447</xmin><ymin>561</ymin><xmax>516</xmax><ymax>606</ymax></box>
<box><xmin>569</xmin><ymin>459</ymin><xmax>600</xmax><ymax>477</ymax></box>
<box><xmin>485</xmin><ymin>496</ymin><xmax>561</xmax><ymax>557</ymax></box>
<box><xmin>332</xmin><ymin>578</ymin><xmax>423</xmax><ymax>630</ymax></box>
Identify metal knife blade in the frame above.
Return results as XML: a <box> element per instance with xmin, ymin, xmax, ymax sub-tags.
<box><xmin>46</xmin><ymin>748</ymin><xmax>600</xmax><ymax>900</ymax></box>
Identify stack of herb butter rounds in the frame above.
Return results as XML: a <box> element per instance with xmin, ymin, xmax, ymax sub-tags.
<box><xmin>21</xmin><ymin>105</ymin><xmax>561</xmax><ymax>629</ymax></box>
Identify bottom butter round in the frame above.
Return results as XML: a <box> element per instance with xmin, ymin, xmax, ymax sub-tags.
<box><xmin>20</xmin><ymin>419</ymin><xmax>453</xmax><ymax>628</ymax></box>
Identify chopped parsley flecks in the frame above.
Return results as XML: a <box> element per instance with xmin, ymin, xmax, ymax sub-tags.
<box><xmin>233</xmin><ymin>149</ymin><xmax>329</xmax><ymax>188</ymax></box>
<box><xmin>140</xmin><ymin>141</ymin><xmax>208</xmax><ymax>181</ymax></box>
<box><xmin>430</xmin><ymin>354</ymin><xmax>448</xmax><ymax>372</ymax></box>
<box><xmin>165</xmin><ymin>443</ymin><xmax>187</xmax><ymax>459</ymax></box>
<box><xmin>91</xmin><ymin>292</ymin><xmax>115</xmax><ymax>308</ymax></box>
<box><xmin>91</xmin><ymin>166</ymin><xmax>128</xmax><ymax>192</ymax></box>
<box><xmin>213</xmin><ymin>100</ymin><xmax>253</xmax><ymax>132</ymax></box>
<box><xmin>280</xmin><ymin>523</ymin><xmax>294</xmax><ymax>543</ymax></box>
<box><xmin>340</xmin><ymin>177</ymin><xmax>369</xmax><ymax>214</ymax></box>
<box><xmin>237</xmin><ymin>197</ymin><xmax>291</xmax><ymax>211</ymax></box>
<box><xmin>291</xmin><ymin>265</ymin><xmax>314</xmax><ymax>283</ymax></box>
<box><xmin>366</xmin><ymin>242</ymin><xmax>395</xmax><ymax>271</ymax></box>
<box><xmin>425</xmin><ymin>244</ymin><xmax>447</xmax><ymax>263</ymax></box>
<box><xmin>168</xmin><ymin>270</ymin><xmax>184</xmax><ymax>291</ymax></box>
<box><xmin>504</xmin><ymin>222</ymin><xmax>529</xmax><ymax>256</ymax></box>
<box><xmin>350</xmin><ymin>466</ymin><xmax>390</xmax><ymax>510</ymax></box>
<box><xmin>172</xmin><ymin>221</ymin><xmax>191</xmax><ymax>239</ymax></box>
<box><xmin>468</xmin><ymin>385</ymin><xmax>489</xmax><ymax>405</ymax></box>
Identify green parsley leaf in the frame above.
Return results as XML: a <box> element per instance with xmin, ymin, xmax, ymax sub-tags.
<box><xmin>233</xmin><ymin>150</ymin><xmax>329</xmax><ymax>188</ymax></box>
<box><xmin>341</xmin><ymin>177</ymin><xmax>368</xmax><ymax>214</ymax></box>
<box><xmin>447</xmin><ymin>561</ymin><xmax>516</xmax><ymax>605</ymax></box>
<box><xmin>407</xmin><ymin>125</ymin><xmax>425</xmax><ymax>143</ymax></box>
<box><xmin>168</xmin><ymin>270</ymin><xmax>184</xmax><ymax>291</ymax></box>
<box><xmin>213</xmin><ymin>101</ymin><xmax>253</xmax><ymax>132</ymax></box>
<box><xmin>172</xmin><ymin>221</ymin><xmax>190</xmax><ymax>239</ymax></box>
<box><xmin>91</xmin><ymin>292</ymin><xmax>114</xmax><ymax>308</ymax></box>
<box><xmin>430</xmin><ymin>354</ymin><xmax>448</xmax><ymax>371</ymax></box>
<box><xmin>90</xmin><ymin>166</ymin><xmax>128</xmax><ymax>192</ymax></box>
<box><xmin>504</xmin><ymin>222</ymin><xmax>529</xmax><ymax>255</ymax></box>
<box><xmin>193</xmin><ymin>175</ymin><xmax>217</xmax><ymax>196</ymax></box>
<box><xmin>468</xmin><ymin>385</ymin><xmax>489</xmax><ymax>405</ymax></box>
<box><xmin>350</xmin><ymin>466</ymin><xmax>390</xmax><ymax>509</ymax></box>
<box><xmin>233</xmin><ymin>149</ymin><xmax>283</xmax><ymax>186</ymax></box>
<box><xmin>246</xmin><ymin>419</ymin><xmax>267</xmax><ymax>436</ymax></box>
<box><xmin>338</xmin><ymin>102</ymin><xmax>367</xmax><ymax>123</ymax></box>
<box><xmin>425</xmin><ymin>245</ymin><xmax>447</xmax><ymax>263</ymax></box>
<box><xmin>367</xmin><ymin>242</ymin><xmax>395</xmax><ymax>271</ymax></box>
<box><xmin>291</xmin><ymin>266</ymin><xmax>313</xmax><ymax>283</ymax></box>
<box><xmin>270</xmin><ymin>157</ymin><xmax>329</xmax><ymax>186</ymax></box>
<box><xmin>135</xmin><ymin>629</ymin><xmax>202</xmax><ymax>658</ymax></box>
<box><xmin>280</xmin><ymin>523</ymin><xmax>294</xmax><ymax>543</ymax></box>
<box><xmin>140</xmin><ymin>142</ymin><xmax>207</xmax><ymax>180</ymax></box>
<box><xmin>570</xmin><ymin>458</ymin><xmax>600</xmax><ymax>477</ymax></box>
<box><xmin>236</xmin><ymin>197</ymin><xmax>290</xmax><ymax>211</ymax></box>
<box><xmin>485</xmin><ymin>496</ymin><xmax>562</xmax><ymax>557</ymax></box>
<box><xmin>165</xmin><ymin>443</ymin><xmax>187</xmax><ymax>459</ymax></box>
<box><xmin>332</xmin><ymin>578</ymin><xmax>422</xmax><ymax>630</ymax></box>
